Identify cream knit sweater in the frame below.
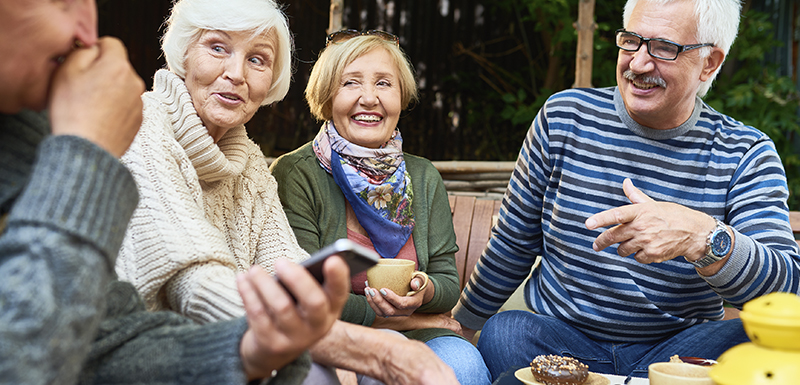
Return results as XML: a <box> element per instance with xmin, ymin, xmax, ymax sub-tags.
<box><xmin>116</xmin><ymin>69</ymin><xmax>308</xmax><ymax>324</ymax></box>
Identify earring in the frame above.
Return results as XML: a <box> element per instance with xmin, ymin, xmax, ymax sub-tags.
<box><xmin>73</xmin><ymin>39</ymin><xmax>85</xmax><ymax>49</ymax></box>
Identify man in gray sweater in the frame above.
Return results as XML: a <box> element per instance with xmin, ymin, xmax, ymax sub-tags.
<box><xmin>0</xmin><ymin>0</ymin><xmax>352</xmax><ymax>384</ymax></box>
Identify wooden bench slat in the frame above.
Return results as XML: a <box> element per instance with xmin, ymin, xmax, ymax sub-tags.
<box><xmin>463</xmin><ymin>200</ymin><xmax>497</xmax><ymax>290</ymax></box>
<box><xmin>451</xmin><ymin>196</ymin><xmax>476</xmax><ymax>289</ymax></box>
<box><xmin>790</xmin><ymin>211</ymin><xmax>800</xmax><ymax>248</ymax></box>
<box><xmin>789</xmin><ymin>211</ymin><xmax>800</xmax><ymax>233</ymax></box>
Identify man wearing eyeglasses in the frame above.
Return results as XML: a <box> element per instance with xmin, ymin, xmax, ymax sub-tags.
<box><xmin>453</xmin><ymin>0</ymin><xmax>800</xmax><ymax>381</ymax></box>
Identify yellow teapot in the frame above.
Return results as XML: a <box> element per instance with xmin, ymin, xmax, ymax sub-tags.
<box><xmin>710</xmin><ymin>292</ymin><xmax>800</xmax><ymax>385</ymax></box>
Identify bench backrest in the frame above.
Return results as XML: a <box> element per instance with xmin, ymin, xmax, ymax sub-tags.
<box><xmin>449</xmin><ymin>198</ymin><xmax>800</xmax><ymax>291</ymax></box>
<box><xmin>448</xmin><ymin>195</ymin><xmax>502</xmax><ymax>290</ymax></box>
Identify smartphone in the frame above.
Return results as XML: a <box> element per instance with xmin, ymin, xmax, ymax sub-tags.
<box><xmin>301</xmin><ymin>238</ymin><xmax>381</xmax><ymax>283</ymax></box>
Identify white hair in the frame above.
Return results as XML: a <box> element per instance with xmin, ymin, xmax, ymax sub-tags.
<box><xmin>623</xmin><ymin>0</ymin><xmax>742</xmax><ymax>97</ymax></box>
<box><xmin>162</xmin><ymin>0</ymin><xmax>293</xmax><ymax>105</ymax></box>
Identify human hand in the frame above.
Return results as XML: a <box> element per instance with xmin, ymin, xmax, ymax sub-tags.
<box><xmin>378</xmin><ymin>336</ymin><xmax>459</xmax><ymax>385</ymax></box>
<box><xmin>585</xmin><ymin>178</ymin><xmax>714</xmax><ymax>264</ymax></box>
<box><xmin>48</xmin><ymin>37</ymin><xmax>144</xmax><ymax>157</ymax></box>
<box><xmin>370</xmin><ymin>313</ymin><xmax>462</xmax><ymax>335</ymax></box>
<box><xmin>237</xmin><ymin>257</ymin><xmax>350</xmax><ymax>380</ymax></box>
<box><xmin>459</xmin><ymin>324</ymin><xmax>478</xmax><ymax>343</ymax></box>
<box><xmin>364</xmin><ymin>279</ymin><xmax>427</xmax><ymax>318</ymax></box>
<box><xmin>309</xmin><ymin>322</ymin><xmax>459</xmax><ymax>385</ymax></box>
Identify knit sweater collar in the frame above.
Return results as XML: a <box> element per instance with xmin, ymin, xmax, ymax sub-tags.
<box><xmin>153</xmin><ymin>69</ymin><xmax>249</xmax><ymax>182</ymax></box>
<box><xmin>613</xmin><ymin>86</ymin><xmax>700</xmax><ymax>141</ymax></box>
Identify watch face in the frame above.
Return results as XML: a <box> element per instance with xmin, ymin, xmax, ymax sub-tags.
<box><xmin>711</xmin><ymin>230</ymin><xmax>732</xmax><ymax>256</ymax></box>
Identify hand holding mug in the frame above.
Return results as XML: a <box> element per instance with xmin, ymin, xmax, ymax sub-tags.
<box><xmin>367</xmin><ymin>259</ymin><xmax>429</xmax><ymax>296</ymax></box>
<box><xmin>365</xmin><ymin>259</ymin><xmax>430</xmax><ymax>317</ymax></box>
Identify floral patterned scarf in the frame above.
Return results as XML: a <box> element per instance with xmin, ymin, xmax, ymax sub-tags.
<box><xmin>313</xmin><ymin>121</ymin><xmax>415</xmax><ymax>258</ymax></box>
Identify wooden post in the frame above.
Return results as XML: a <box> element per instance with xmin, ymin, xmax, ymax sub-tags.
<box><xmin>328</xmin><ymin>0</ymin><xmax>343</xmax><ymax>35</ymax></box>
<box><xmin>573</xmin><ymin>0</ymin><xmax>596</xmax><ymax>88</ymax></box>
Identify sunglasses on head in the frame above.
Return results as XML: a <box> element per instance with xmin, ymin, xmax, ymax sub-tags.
<box><xmin>325</xmin><ymin>29</ymin><xmax>399</xmax><ymax>47</ymax></box>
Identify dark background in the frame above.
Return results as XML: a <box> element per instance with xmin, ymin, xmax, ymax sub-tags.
<box><xmin>97</xmin><ymin>0</ymin><xmax>625</xmax><ymax>161</ymax></box>
<box><xmin>97</xmin><ymin>0</ymin><xmax>799</xmax><ymax>164</ymax></box>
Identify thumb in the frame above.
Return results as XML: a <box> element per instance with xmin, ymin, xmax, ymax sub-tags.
<box><xmin>321</xmin><ymin>256</ymin><xmax>351</xmax><ymax>312</ymax></box>
<box><xmin>623</xmin><ymin>178</ymin><xmax>654</xmax><ymax>204</ymax></box>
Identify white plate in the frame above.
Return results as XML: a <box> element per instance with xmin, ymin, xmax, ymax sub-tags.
<box><xmin>514</xmin><ymin>368</ymin><xmax>650</xmax><ymax>385</ymax></box>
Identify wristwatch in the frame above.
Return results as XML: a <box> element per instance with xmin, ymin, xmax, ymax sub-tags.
<box><xmin>690</xmin><ymin>218</ymin><xmax>732</xmax><ymax>268</ymax></box>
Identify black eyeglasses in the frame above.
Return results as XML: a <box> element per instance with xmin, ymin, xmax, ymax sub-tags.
<box><xmin>615</xmin><ymin>29</ymin><xmax>714</xmax><ymax>61</ymax></box>
<box><xmin>325</xmin><ymin>29</ymin><xmax>399</xmax><ymax>47</ymax></box>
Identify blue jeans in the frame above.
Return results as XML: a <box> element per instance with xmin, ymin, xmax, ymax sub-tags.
<box><xmin>427</xmin><ymin>336</ymin><xmax>492</xmax><ymax>385</ymax></box>
<box><xmin>302</xmin><ymin>362</ymin><xmax>341</xmax><ymax>385</ymax></box>
<box><xmin>477</xmin><ymin>310</ymin><xmax>749</xmax><ymax>381</ymax></box>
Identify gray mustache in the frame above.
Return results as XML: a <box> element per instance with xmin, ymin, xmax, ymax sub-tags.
<box><xmin>623</xmin><ymin>69</ymin><xmax>667</xmax><ymax>88</ymax></box>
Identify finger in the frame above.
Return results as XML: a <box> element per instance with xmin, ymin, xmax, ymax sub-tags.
<box><xmin>615</xmin><ymin>239</ymin><xmax>639</xmax><ymax>258</ymax></box>
<box><xmin>90</xmin><ymin>38</ymin><xmax>133</xmax><ymax>73</ymax></box>
<box><xmin>94</xmin><ymin>36</ymin><xmax>128</xmax><ymax>58</ymax></box>
<box><xmin>622</xmin><ymin>178</ymin><xmax>654</xmax><ymax>204</ymax></box>
<box><xmin>249</xmin><ymin>263</ymin><xmax>300</xmax><ymax>321</ymax></box>
<box><xmin>237</xmin><ymin>267</ymin><xmax>271</xmax><ymax>322</ymax></box>
<box><xmin>378</xmin><ymin>288</ymin><xmax>407</xmax><ymax>308</ymax></box>
<box><xmin>585</xmin><ymin>179</ymin><xmax>642</xmax><ymax>230</ymax></box>
<box><xmin>410</xmin><ymin>277</ymin><xmax>423</xmax><ymax>291</ymax></box>
<box><xmin>57</xmin><ymin>44</ymin><xmax>101</xmax><ymax>72</ymax></box>
<box><xmin>321</xmin><ymin>255</ymin><xmax>351</xmax><ymax>312</ymax></box>
<box><xmin>592</xmin><ymin>223</ymin><xmax>635</xmax><ymax>251</ymax></box>
<box><xmin>586</xmin><ymin>204</ymin><xmax>629</xmax><ymax>230</ymax></box>
<box><xmin>364</xmin><ymin>290</ymin><xmax>383</xmax><ymax>317</ymax></box>
<box><xmin>275</xmin><ymin>259</ymin><xmax>325</xmax><ymax>314</ymax></box>
<box><xmin>632</xmin><ymin>250</ymin><xmax>652</xmax><ymax>264</ymax></box>
<box><xmin>371</xmin><ymin>288</ymin><xmax>396</xmax><ymax>314</ymax></box>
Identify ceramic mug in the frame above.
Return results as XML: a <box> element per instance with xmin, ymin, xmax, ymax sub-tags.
<box><xmin>648</xmin><ymin>362</ymin><xmax>714</xmax><ymax>385</ymax></box>
<box><xmin>366</xmin><ymin>259</ymin><xmax>429</xmax><ymax>296</ymax></box>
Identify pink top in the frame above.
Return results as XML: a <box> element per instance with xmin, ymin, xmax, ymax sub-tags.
<box><xmin>348</xmin><ymin>228</ymin><xmax>418</xmax><ymax>295</ymax></box>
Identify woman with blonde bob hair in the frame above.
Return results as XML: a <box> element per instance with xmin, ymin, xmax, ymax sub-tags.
<box><xmin>304</xmin><ymin>33</ymin><xmax>418</xmax><ymax>121</ymax></box>
<box><xmin>271</xmin><ymin>30</ymin><xmax>491</xmax><ymax>385</ymax></box>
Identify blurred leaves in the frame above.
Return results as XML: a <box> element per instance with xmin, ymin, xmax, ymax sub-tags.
<box><xmin>454</xmin><ymin>1</ymin><xmax>798</xmax><ymax>209</ymax></box>
<box><xmin>451</xmin><ymin>0</ymin><xmax>626</xmax><ymax>160</ymax></box>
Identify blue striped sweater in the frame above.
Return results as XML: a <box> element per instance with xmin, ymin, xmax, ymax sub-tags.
<box><xmin>452</xmin><ymin>87</ymin><xmax>800</xmax><ymax>342</ymax></box>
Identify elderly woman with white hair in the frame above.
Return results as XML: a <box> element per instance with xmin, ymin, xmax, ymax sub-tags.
<box><xmin>115</xmin><ymin>1</ymin><xmax>462</xmax><ymax>384</ymax></box>
<box><xmin>115</xmin><ymin>0</ymin><xmax>304</xmax><ymax>323</ymax></box>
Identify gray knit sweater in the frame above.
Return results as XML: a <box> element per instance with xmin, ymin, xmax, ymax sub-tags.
<box><xmin>0</xmin><ymin>110</ymin><xmax>310</xmax><ymax>384</ymax></box>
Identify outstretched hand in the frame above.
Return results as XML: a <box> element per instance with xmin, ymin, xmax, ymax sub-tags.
<box><xmin>585</xmin><ymin>178</ymin><xmax>713</xmax><ymax>264</ymax></box>
<box><xmin>237</xmin><ymin>257</ymin><xmax>350</xmax><ymax>380</ymax></box>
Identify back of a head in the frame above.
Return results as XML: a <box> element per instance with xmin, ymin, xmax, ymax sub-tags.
<box><xmin>622</xmin><ymin>0</ymin><xmax>742</xmax><ymax>97</ymax></box>
<box><xmin>161</xmin><ymin>0</ymin><xmax>294</xmax><ymax>105</ymax></box>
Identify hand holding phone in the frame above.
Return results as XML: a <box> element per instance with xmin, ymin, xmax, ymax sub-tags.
<box><xmin>301</xmin><ymin>239</ymin><xmax>381</xmax><ymax>283</ymax></box>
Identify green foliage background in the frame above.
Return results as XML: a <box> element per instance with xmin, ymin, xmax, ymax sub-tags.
<box><xmin>457</xmin><ymin>0</ymin><xmax>799</xmax><ymax>209</ymax></box>
<box><xmin>704</xmin><ymin>11</ymin><xmax>800</xmax><ymax>210</ymax></box>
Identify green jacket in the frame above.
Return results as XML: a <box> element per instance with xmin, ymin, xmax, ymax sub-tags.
<box><xmin>271</xmin><ymin>142</ymin><xmax>461</xmax><ymax>342</ymax></box>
